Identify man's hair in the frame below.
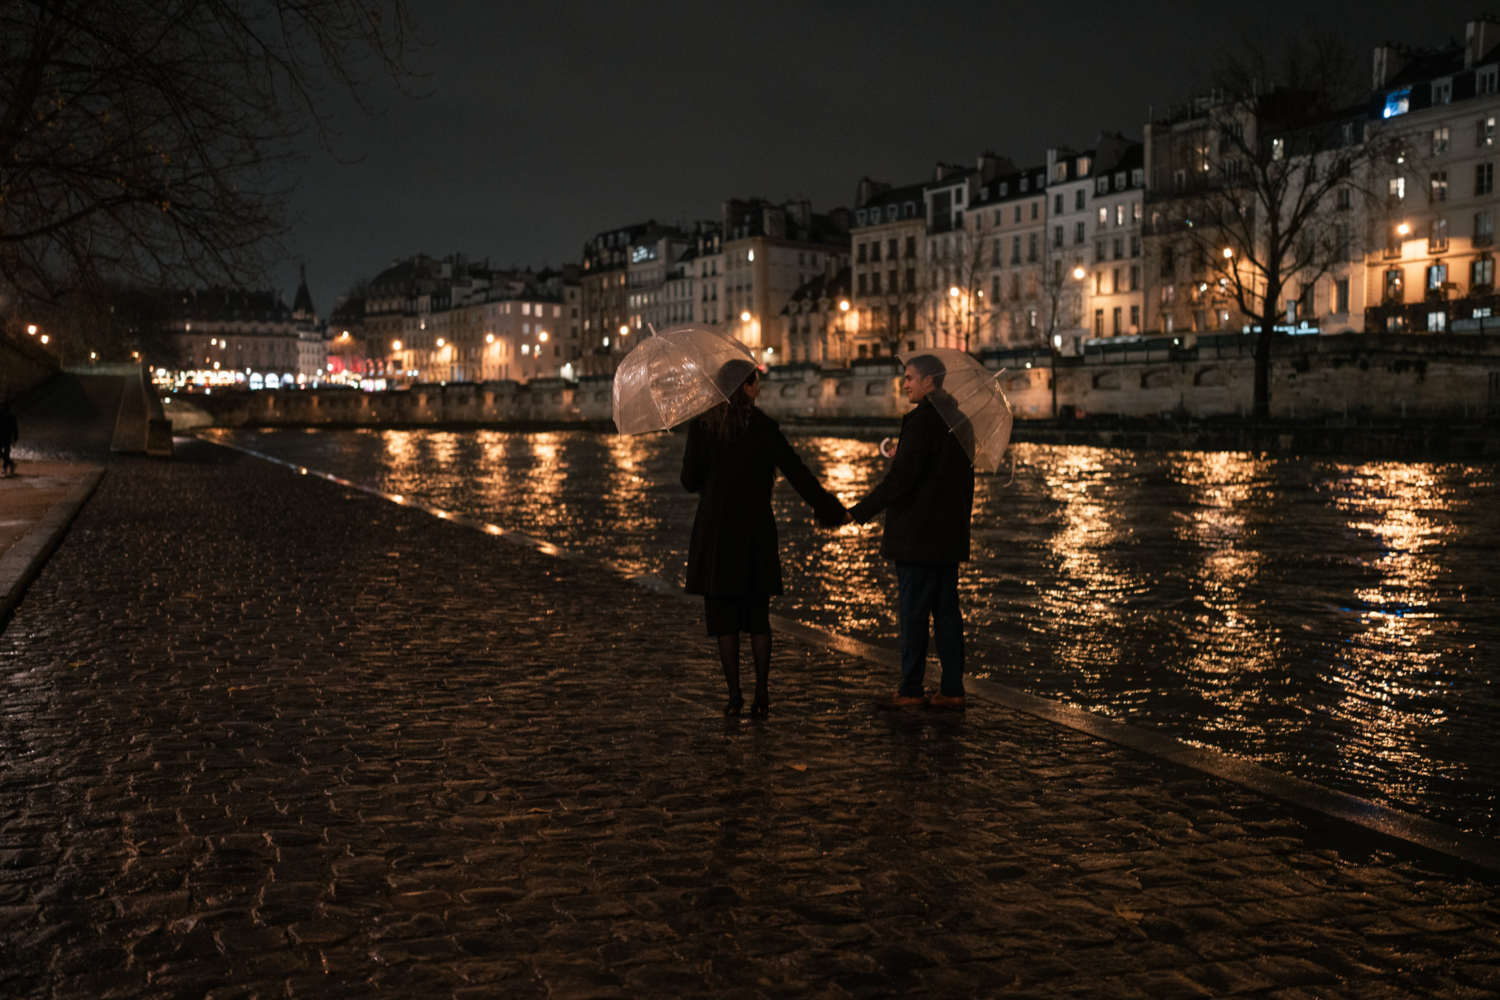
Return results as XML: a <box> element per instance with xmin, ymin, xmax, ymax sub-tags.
<box><xmin>905</xmin><ymin>354</ymin><xmax>946</xmax><ymax>389</ymax></box>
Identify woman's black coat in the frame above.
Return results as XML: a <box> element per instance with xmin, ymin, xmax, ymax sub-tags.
<box><xmin>681</xmin><ymin>408</ymin><xmax>845</xmax><ymax>597</ymax></box>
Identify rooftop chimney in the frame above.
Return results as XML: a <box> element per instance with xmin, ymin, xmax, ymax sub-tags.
<box><xmin>1467</xmin><ymin>18</ymin><xmax>1500</xmax><ymax>68</ymax></box>
<box><xmin>1373</xmin><ymin>44</ymin><xmax>1410</xmax><ymax>89</ymax></box>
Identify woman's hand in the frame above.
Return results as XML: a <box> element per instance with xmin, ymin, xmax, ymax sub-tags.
<box><xmin>879</xmin><ymin>437</ymin><xmax>896</xmax><ymax>459</ymax></box>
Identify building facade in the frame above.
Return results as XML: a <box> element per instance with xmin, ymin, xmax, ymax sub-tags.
<box><xmin>1365</xmin><ymin>19</ymin><xmax>1500</xmax><ymax>335</ymax></box>
<box><xmin>720</xmin><ymin>198</ymin><xmax>851</xmax><ymax>364</ymax></box>
<box><xmin>850</xmin><ymin>178</ymin><xmax>928</xmax><ymax>357</ymax></box>
<box><xmin>1084</xmin><ymin>137</ymin><xmax>1147</xmax><ymax>345</ymax></box>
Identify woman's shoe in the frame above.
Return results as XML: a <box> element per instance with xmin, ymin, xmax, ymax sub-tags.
<box><xmin>749</xmin><ymin>692</ymin><xmax>769</xmax><ymax>717</ymax></box>
<box><xmin>724</xmin><ymin>693</ymin><xmax>744</xmax><ymax>716</ymax></box>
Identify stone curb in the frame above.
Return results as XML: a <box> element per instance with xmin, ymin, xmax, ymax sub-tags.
<box><xmin>0</xmin><ymin>467</ymin><xmax>105</xmax><ymax>630</ymax></box>
<box><xmin>207</xmin><ymin>435</ymin><xmax>1500</xmax><ymax>873</ymax></box>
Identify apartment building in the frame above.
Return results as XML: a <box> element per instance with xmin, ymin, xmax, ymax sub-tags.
<box><xmin>580</xmin><ymin>221</ymin><xmax>666</xmax><ymax>372</ymax></box>
<box><xmin>169</xmin><ymin>269</ymin><xmax>324</xmax><ymax>384</ymax></box>
<box><xmin>1366</xmin><ymin>18</ymin><xmax>1500</xmax><ymax>334</ymax></box>
<box><xmin>782</xmin><ymin>267</ymin><xmax>853</xmax><ymax>364</ymax></box>
<box><xmin>968</xmin><ymin>164</ymin><xmax>1050</xmax><ymax>348</ymax></box>
<box><xmin>1085</xmin><ymin>137</ymin><xmax>1147</xmax><ymax>344</ymax></box>
<box><xmin>720</xmin><ymin>197</ymin><xmax>851</xmax><ymax>363</ymax></box>
<box><xmin>850</xmin><ymin>178</ymin><xmax>928</xmax><ymax>357</ymax></box>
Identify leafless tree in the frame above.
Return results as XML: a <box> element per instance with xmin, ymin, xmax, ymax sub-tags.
<box><xmin>0</xmin><ymin>1</ymin><xmax>421</xmax><ymax>337</ymax></box>
<box><xmin>1149</xmin><ymin>30</ymin><xmax>1385</xmax><ymax>418</ymax></box>
<box><xmin>920</xmin><ymin>224</ymin><xmax>996</xmax><ymax>351</ymax></box>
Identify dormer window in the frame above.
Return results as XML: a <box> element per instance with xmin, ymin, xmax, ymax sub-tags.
<box><xmin>1481</xmin><ymin>66</ymin><xmax>1499</xmax><ymax>95</ymax></box>
<box><xmin>1077</xmin><ymin>156</ymin><xmax>1091</xmax><ymax>175</ymax></box>
<box><xmin>998</xmin><ymin>182</ymin><xmax>1008</xmax><ymax>196</ymax></box>
<box><xmin>1019</xmin><ymin>177</ymin><xmax>1029</xmax><ymax>192</ymax></box>
<box><xmin>1096</xmin><ymin>176</ymin><xmax>1109</xmax><ymax>194</ymax></box>
<box><xmin>1115</xmin><ymin>172</ymin><xmax>1126</xmax><ymax>189</ymax></box>
<box><xmin>954</xmin><ymin>187</ymin><xmax>965</xmax><ymax>205</ymax></box>
<box><xmin>1433</xmin><ymin>77</ymin><xmax>1453</xmax><ymax>105</ymax></box>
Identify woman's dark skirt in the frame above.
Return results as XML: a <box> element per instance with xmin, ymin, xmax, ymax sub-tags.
<box><xmin>703</xmin><ymin>595</ymin><xmax>771</xmax><ymax>636</ymax></box>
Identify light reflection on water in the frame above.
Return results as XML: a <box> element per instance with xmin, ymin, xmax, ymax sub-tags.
<box><xmin>208</xmin><ymin>426</ymin><xmax>1500</xmax><ymax>835</ymax></box>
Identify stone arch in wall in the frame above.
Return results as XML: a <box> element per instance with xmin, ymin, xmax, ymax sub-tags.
<box><xmin>1194</xmin><ymin>367</ymin><xmax>1229</xmax><ymax>387</ymax></box>
<box><xmin>1093</xmin><ymin>371</ymin><xmax>1121</xmax><ymax>391</ymax></box>
<box><xmin>1141</xmin><ymin>369</ymin><xmax>1174</xmax><ymax>389</ymax></box>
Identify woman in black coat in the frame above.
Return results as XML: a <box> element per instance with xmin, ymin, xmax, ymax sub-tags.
<box><xmin>681</xmin><ymin>360</ymin><xmax>847</xmax><ymax>716</ymax></box>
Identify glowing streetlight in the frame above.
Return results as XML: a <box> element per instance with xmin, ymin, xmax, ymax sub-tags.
<box><xmin>436</xmin><ymin>338</ymin><xmax>445</xmax><ymax>347</ymax></box>
<box><xmin>949</xmin><ymin>286</ymin><xmax>960</xmax><ymax>297</ymax></box>
<box><xmin>392</xmin><ymin>340</ymin><xmax>403</xmax><ymax>350</ymax></box>
<box><xmin>740</xmin><ymin>311</ymin><xmax>751</xmax><ymax>321</ymax></box>
<box><xmin>26</xmin><ymin>324</ymin><xmax>36</xmax><ymax>335</ymax></box>
<box><xmin>839</xmin><ymin>300</ymin><xmax>850</xmax><ymax>311</ymax></box>
<box><xmin>1222</xmin><ymin>247</ymin><xmax>1234</xmax><ymax>258</ymax></box>
<box><xmin>619</xmin><ymin>325</ymin><xmax>629</xmax><ymax>336</ymax></box>
<box><xmin>1072</xmin><ymin>266</ymin><xmax>1086</xmax><ymax>280</ymax></box>
<box><xmin>1396</xmin><ymin>222</ymin><xmax>1411</xmax><ymax>235</ymax></box>
<box><xmin>539</xmin><ymin>331</ymin><xmax>549</xmax><ymax>342</ymax></box>
<box><xmin>39</xmin><ymin>335</ymin><xmax>48</xmax><ymax>344</ymax></box>
<box><xmin>485</xmin><ymin>333</ymin><xmax>494</xmax><ymax>343</ymax></box>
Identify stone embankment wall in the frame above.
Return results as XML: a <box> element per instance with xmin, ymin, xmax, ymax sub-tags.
<box><xmin>1014</xmin><ymin>333</ymin><xmax>1500</xmax><ymax>422</ymax></box>
<box><xmin>1</xmin><ymin>334</ymin><xmax>60</xmax><ymax>400</ymax></box>
<box><xmin>177</xmin><ymin>362</ymin><xmax>915</xmax><ymax>428</ymax></box>
<box><xmin>174</xmin><ymin>333</ymin><xmax>1500</xmax><ymax>430</ymax></box>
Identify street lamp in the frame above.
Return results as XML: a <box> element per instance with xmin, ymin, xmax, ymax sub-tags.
<box><xmin>1223</xmin><ymin>247</ymin><xmax>1234</xmax><ymax>258</ymax></box>
<box><xmin>1072</xmin><ymin>266</ymin><xmax>1086</xmax><ymax>280</ymax></box>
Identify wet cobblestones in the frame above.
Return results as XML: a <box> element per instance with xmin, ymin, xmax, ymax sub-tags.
<box><xmin>1</xmin><ymin>439</ymin><xmax>1498</xmax><ymax>998</ymax></box>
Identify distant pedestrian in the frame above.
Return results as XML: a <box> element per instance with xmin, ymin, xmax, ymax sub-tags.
<box><xmin>848</xmin><ymin>354</ymin><xmax>975</xmax><ymax>710</ymax></box>
<box><xmin>681</xmin><ymin>361</ymin><xmax>847</xmax><ymax>717</ymax></box>
<box><xmin>0</xmin><ymin>401</ymin><xmax>16</xmax><ymax>477</ymax></box>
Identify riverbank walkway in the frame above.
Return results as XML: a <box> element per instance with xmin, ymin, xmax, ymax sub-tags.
<box><xmin>2</xmin><ymin>430</ymin><xmax>1499</xmax><ymax>997</ymax></box>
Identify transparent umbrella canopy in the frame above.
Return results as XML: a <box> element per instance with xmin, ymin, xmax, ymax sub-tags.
<box><xmin>612</xmin><ymin>326</ymin><xmax>759</xmax><ymax>435</ymax></box>
<box><xmin>898</xmin><ymin>347</ymin><xmax>1014</xmax><ymax>473</ymax></box>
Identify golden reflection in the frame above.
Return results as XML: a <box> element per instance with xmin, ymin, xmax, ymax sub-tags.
<box><xmin>1325</xmin><ymin>461</ymin><xmax>1458</xmax><ymax>803</ymax></box>
<box><xmin>1170</xmin><ymin>451</ymin><xmax>1277</xmax><ymax>705</ymax></box>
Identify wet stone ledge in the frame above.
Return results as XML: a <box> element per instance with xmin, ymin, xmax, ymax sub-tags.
<box><xmin>0</xmin><ymin>439</ymin><xmax>1498</xmax><ymax>998</ymax></box>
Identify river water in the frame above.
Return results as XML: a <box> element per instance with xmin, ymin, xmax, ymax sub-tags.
<box><xmin>206</xmin><ymin>426</ymin><xmax>1500</xmax><ymax>836</ymax></box>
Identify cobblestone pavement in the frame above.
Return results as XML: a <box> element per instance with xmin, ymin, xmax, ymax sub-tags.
<box><xmin>2</xmin><ymin>439</ymin><xmax>1499</xmax><ymax>999</ymax></box>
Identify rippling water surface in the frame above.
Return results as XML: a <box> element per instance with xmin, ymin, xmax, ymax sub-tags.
<box><xmin>207</xmin><ymin>426</ymin><xmax>1500</xmax><ymax>835</ymax></box>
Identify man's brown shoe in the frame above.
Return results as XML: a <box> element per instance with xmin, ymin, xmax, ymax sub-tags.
<box><xmin>929</xmin><ymin>694</ymin><xmax>966</xmax><ymax>710</ymax></box>
<box><xmin>878</xmin><ymin>692</ymin><xmax>927</xmax><ymax>709</ymax></box>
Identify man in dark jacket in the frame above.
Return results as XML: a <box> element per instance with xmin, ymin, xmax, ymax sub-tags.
<box><xmin>0</xmin><ymin>400</ymin><xmax>16</xmax><ymax>477</ymax></box>
<box><xmin>848</xmin><ymin>355</ymin><xmax>975</xmax><ymax>709</ymax></box>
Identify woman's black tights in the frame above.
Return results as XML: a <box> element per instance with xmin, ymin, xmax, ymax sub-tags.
<box><xmin>717</xmin><ymin>632</ymin><xmax>771</xmax><ymax>698</ymax></box>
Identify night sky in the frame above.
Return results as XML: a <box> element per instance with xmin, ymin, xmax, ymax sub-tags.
<box><xmin>278</xmin><ymin>0</ymin><xmax>1488</xmax><ymax>314</ymax></box>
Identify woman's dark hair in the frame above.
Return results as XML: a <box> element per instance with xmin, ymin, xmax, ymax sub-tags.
<box><xmin>702</xmin><ymin>363</ymin><xmax>758</xmax><ymax>440</ymax></box>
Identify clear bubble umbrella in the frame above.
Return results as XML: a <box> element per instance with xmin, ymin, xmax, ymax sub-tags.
<box><xmin>612</xmin><ymin>326</ymin><xmax>759</xmax><ymax>435</ymax></box>
<box><xmin>898</xmin><ymin>347</ymin><xmax>1014</xmax><ymax>473</ymax></box>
